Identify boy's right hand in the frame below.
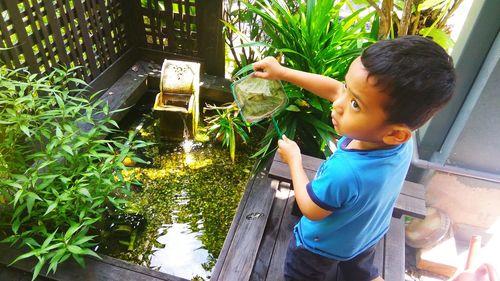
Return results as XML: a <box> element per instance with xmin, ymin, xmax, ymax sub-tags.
<box><xmin>253</xmin><ymin>57</ymin><xmax>285</xmax><ymax>80</ymax></box>
<box><xmin>277</xmin><ymin>135</ymin><xmax>302</xmax><ymax>166</ymax></box>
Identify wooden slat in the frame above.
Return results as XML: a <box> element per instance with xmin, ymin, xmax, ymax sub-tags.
<box><xmin>250</xmin><ymin>183</ymin><xmax>292</xmax><ymax>281</ymax></box>
<box><xmin>79</xmin><ymin>60</ymin><xmax>148</xmax><ymax>133</ymax></box>
<box><xmin>400</xmin><ymin>180</ymin><xmax>425</xmax><ymax>199</ymax></box>
<box><xmin>30</xmin><ymin>0</ymin><xmax>58</xmax><ymax>68</ymax></box>
<box><xmin>269</xmin><ymin>158</ymin><xmax>317</xmax><ymax>182</ymax></box>
<box><xmin>85</xmin><ymin>0</ymin><xmax>106</xmax><ymax>70</ymax></box>
<box><xmin>73</xmin><ymin>0</ymin><xmax>99</xmax><ymax>77</ymax></box>
<box><xmin>264</xmin><ymin>188</ymin><xmax>300</xmax><ymax>281</ymax></box>
<box><xmin>182</xmin><ymin>0</ymin><xmax>193</xmax><ymax>52</ymax></box>
<box><xmin>0</xmin><ymin>244</ymin><xmax>186</xmax><ymax>281</ymax></box>
<box><xmin>4</xmin><ymin>0</ymin><xmax>39</xmax><ymax>72</ymax></box>
<box><xmin>0</xmin><ymin>5</ymin><xmax>19</xmax><ymax>69</ymax></box>
<box><xmin>273</xmin><ymin>153</ymin><xmax>324</xmax><ymax>171</ymax></box>
<box><xmin>383</xmin><ymin>217</ymin><xmax>405</xmax><ymax>281</ymax></box>
<box><xmin>0</xmin><ymin>263</ymin><xmax>48</xmax><ymax>281</ymax></box>
<box><xmin>164</xmin><ymin>0</ymin><xmax>175</xmax><ymax>50</ymax></box>
<box><xmin>57</xmin><ymin>0</ymin><xmax>87</xmax><ymax>78</ymax></box>
<box><xmin>22</xmin><ymin>0</ymin><xmax>51</xmax><ymax>70</ymax></box>
<box><xmin>42</xmin><ymin>0</ymin><xmax>71</xmax><ymax>67</ymax></box>
<box><xmin>97</xmin><ymin>0</ymin><xmax>118</xmax><ymax>61</ymax></box>
<box><xmin>393</xmin><ymin>193</ymin><xmax>427</xmax><ymax>219</ymax></box>
<box><xmin>145</xmin><ymin>1</ymin><xmax>159</xmax><ymax>48</ymax></box>
<box><xmin>216</xmin><ymin>175</ymin><xmax>278</xmax><ymax>281</ymax></box>
<box><xmin>269</xmin><ymin>152</ymin><xmax>427</xmax><ymax>219</ymax></box>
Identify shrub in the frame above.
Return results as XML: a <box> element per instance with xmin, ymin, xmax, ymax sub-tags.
<box><xmin>0</xmin><ymin>66</ymin><xmax>148</xmax><ymax>280</ymax></box>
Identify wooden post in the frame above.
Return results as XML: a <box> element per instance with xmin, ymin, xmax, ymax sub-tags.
<box><xmin>196</xmin><ymin>0</ymin><xmax>225</xmax><ymax>76</ymax></box>
<box><xmin>120</xmin><ymin>0</ymin><xmax>146</xmax><ymax>48</ymax></box>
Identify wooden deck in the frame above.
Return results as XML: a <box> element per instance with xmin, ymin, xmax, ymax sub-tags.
<box><xmin>213</xmin><ymin>151</ymin><xmax>426</xmax><ymax>281</ymax></box>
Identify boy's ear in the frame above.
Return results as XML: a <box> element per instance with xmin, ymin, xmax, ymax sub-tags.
<box><xmin>382</xmin><ymin>125</ymin><xmax>412</xmax><ymax>145</ymax></box>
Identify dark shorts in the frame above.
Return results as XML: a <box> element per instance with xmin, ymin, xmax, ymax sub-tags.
<box><xmin>284</xmin><ymin>234</ymin><xmax>379</xmax><ymax>281</ymax></box>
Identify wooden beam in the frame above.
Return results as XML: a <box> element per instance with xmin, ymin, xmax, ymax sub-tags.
<box><xmin>196</xmin><ymin>0</ymin><xmax>224</xmax><ymax>76</ymax></box>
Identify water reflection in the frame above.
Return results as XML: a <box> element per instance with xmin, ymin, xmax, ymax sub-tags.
<box><xmin>150</xmin><ymin>223</ymin><xmax>210</xmax><ymax>279</ymax></box>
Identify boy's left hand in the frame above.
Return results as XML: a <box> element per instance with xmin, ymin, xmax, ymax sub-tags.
<box><xmin>277</xmin><ymin>135</ymin><xmax>301</xmax><ymax>165</ymax></box>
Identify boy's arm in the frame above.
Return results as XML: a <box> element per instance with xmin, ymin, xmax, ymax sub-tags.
<box><xmin>278</xmin><ymin>135</ymin><xmax>332</xmax><ymax>221</ymax></box>
<box><xmin>253</xmin><ymin>57</ymin><xmax>343</xmax><ymax>102</ymax></box>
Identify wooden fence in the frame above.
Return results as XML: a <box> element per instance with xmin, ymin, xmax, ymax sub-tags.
<box><xmin>0</xmin><ymin>0</ymin><xmax>224</xmax><ymax>82</ymax></box>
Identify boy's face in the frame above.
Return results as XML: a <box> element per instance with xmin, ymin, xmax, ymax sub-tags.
<box><xmin>331</xmin><ymin>57</ymin><xmax>395</xmax><ymax>146</ymax></box>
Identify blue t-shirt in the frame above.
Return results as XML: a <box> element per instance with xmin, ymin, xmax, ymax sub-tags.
<box><xmin>294</xmin><ymin>137</ymin><xmax>413</xmax><ymax>260</ymax></box>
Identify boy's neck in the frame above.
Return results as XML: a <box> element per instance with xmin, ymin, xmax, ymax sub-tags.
<box><xmin>345</xmin><ymin>138</ymin><xmax>397</xmax><ymax>151</ymax></box>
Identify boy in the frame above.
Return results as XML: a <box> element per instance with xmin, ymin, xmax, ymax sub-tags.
<box><xmin>252</xmin><ymin>36</ymin><xmax>456</xmax><ymax>281</ymax></box>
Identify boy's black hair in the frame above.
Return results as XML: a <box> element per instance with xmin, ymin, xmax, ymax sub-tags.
<box><xmin>360</xmin><ymin>35</ymin><xmax>456</xmax><ymax>129</ymax></box>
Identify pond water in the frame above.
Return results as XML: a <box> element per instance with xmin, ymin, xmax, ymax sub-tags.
<box><xmin>96</xmin><ymin>92</ymin><xmax>259</xmax><ymax>281</ymax></box>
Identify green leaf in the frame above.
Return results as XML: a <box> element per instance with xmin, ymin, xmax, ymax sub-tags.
<box><xmin>72</xmin><ymin>253</ymin><xmax>86</xmax><ymax>268</ymax></box>
<box><xmin>82</xmin><ymin>248</ymin><xmax>101</xmax><ymax>260</ymax></box>
<box><xmin>62</xmin><ymin>145</ymin><xmax>74</xmax><ymax>155</ymax></box>
<box><xmin>418</xmin><ymin>0</ymin><xmax>447</xmax><ymax>11</ymax></box>
<box><xmin>419</xmin><ymin>28</ymin><xmax>455</xmax><ymax>51</ymax></box>
<box><xmin>44</xmin><ymin>201</ymin><xmax>58</xmax><ymax>216</ymax></box>
<box><xmin>6</xmin><ymin>181</ymin><xmax>23</xmax><ymax>189</ymax></box>
<box><xmin>74</xmin><ymin>235</ymin><xmax>97</xmax><ymax>246</ymax></box>
<box><xmin>23</xmin><ymin>237</ymin><xmax>41</xmax><ymax>248</ymax></box>
<box><xmin>41</xmin><ymin>230</ymin><xmax>57</xmax><ymax>249</ymax></box>
<box><xmin>48</xmin><ymin>248</ymin><xmax>67</xmax><ymax>274</ymax></box>
<box><xmin>32</xmin><ymin>258</ymin><xmax>45</xmax><ymax>281</ymax></box>
<box><xmin>20</xmin><ymin>125</ymin><xmax>31</xmax><ymax>137</ymax></box>
<box><xmin>232</xmin><ymin>64</ymin><xmax>254</xmax><ymax>79</ymax></box>
<box><xmin>78</xmin><ymin>188</ymin><xmax>92</xmax><ymax>198</ymax></box>
<box><xmin>286</xmin><ymin>105</ymin><xmax>301</xmax><ymax>112</ymax></box>
<box><xmin>67</xmin><ymin>244</ymin><xmax>84</xmax><ymax>255</ymax></box>
<box><xmin>26</xmin><ymin>195</ymin><xmax>37</xmax><ymax>215</ymax></box>
<box><xmin>11</xmin><ymin>218</ymin><xmax>21</xmax><ymax>234</ymax></box>
<box><xmin>64</xmin><ymin>224</ymin><xmax>82</xmax><ymax>241</ymax></box>
<box><xmin>1</xmin><ymin>235</ymin><xmax>19</xmax><ymax>244</ymax></box>
<box><xmin>108</xmin><ymin>119</ymin><xmax>120</xmax><ymax>128</ymax></box>
<box><xmin>56</xmin><ymin>126</ymin><xmax>63</xmax><ymax>138</ymax></box>
<box><xmin>307</xmin><ymin>96</ymin><xmax>323</xmax><ymax>111</ymax></box>
<box><xmin>8</xmin><ymin>249</ymin><xmax>37</xmax><ymax>265</ymax></box>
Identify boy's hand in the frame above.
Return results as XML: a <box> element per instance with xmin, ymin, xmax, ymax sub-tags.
<box><xmin>277</xmin><ymin>135</ymin><xmax>301</xmax><ymax>165</ymax></box>
<box><xmin>253</xmin><ymin>57</ymin><xmax>285</xmax><ymax>80</ymax></box>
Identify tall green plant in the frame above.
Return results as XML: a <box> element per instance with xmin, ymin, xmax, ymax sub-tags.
<box><xmin>241</xmin><ymin>0</ymin><xmax>377</xmax><ymax>158</ymax></box>
<box><xmin>204</xmin><ymin>103</ymin><xmax>251</xmax><ymax>162</ymax></box>
<box><xmin>0</xmin><ymin>67</ymin><xmax>148</xmax><ymax>280</ymax></box>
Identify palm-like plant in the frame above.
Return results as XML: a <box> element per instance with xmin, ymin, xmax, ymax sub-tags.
<box><xmin>365</xmin><ymin>0</ymin><xmax>461</xmax><ymax>50</ymax></box>
<box><xmin>241</xmin><ymin>0</ymin><xmax>377</xmax><ymax>158</ymax></box>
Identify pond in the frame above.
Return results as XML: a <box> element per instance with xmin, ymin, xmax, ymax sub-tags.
<box><xmin>96</xmin><ymin>91</ymin><xmax>260</xmax><ymax>281</ymax></box>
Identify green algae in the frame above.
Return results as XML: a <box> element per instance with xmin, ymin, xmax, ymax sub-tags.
<box><xmin>98</xmin><ymin>119</ymin><xmax>258</xmax><ymax>280</ymax></box>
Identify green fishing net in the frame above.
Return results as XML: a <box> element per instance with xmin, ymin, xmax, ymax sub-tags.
<box><xmin>231</xmin><ymin>73</ymin><xmax>288</xmax><ymax>124</ymax></box>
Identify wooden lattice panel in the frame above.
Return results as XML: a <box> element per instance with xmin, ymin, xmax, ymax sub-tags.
<box><xmin>0</xmin><ymin>0</ymin><xmax>128</xmax><ymax>82</ymax></box>
<box><xmin>140</xmin><ymin>0</ymin><xmax>198</xmax><ymax>56</ymax></box>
